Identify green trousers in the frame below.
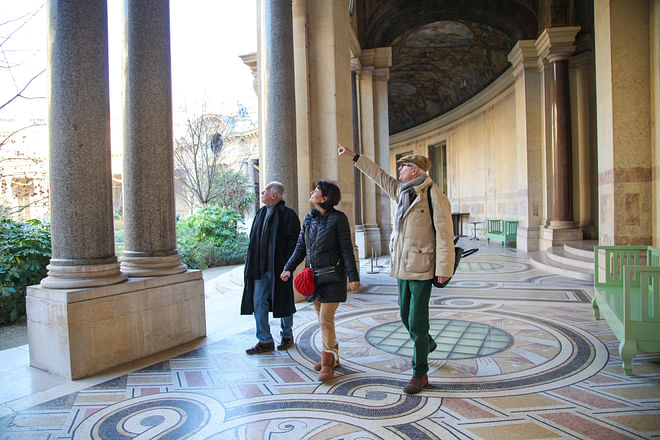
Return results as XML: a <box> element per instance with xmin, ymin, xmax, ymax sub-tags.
<box><xmin>397</xmin><ymin>278</ymin><xmax>435</xmax><ymax>377</ymax></box>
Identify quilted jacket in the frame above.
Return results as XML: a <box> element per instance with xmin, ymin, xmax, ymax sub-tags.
<box><xmin>355</xmin><ymin>155</ymin><xmax>455</xmax><ymax>280</ymax></box>
<box><xmin>284</xmin><ymin>207</ymin><xmax>359</xmax><ymax>303</ymax></box>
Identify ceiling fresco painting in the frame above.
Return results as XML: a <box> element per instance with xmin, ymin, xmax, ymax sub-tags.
<box><xmin>356</xmin><ymin>0</ymin><xmax>545</xmax><ymax>134</ymax></box>
<box><xmin>389</xmin><ymin>20</ymin><xmax>515</xmax><ymax>133</ymax></box>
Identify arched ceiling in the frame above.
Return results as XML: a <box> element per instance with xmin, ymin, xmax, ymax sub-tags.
<box><xmin>356</xmin><ymin>0</ymin><xmax>541</xmax><ymax>134</ymax></box>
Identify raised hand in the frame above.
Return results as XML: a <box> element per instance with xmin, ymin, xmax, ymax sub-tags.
<box><xmin>337</xmin><ymin>141</ymin><xmax>356</xmax><ymax>157</ymax></box>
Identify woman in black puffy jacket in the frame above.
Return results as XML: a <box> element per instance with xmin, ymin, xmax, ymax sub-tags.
<box><xmin>280</xmin><ymin>180</ymin><xmax>360</xmax><ymax>382</ymax></box>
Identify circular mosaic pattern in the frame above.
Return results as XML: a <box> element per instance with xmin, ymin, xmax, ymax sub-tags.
<box><xmin>293</xmin><ymin>305</ymin><xmax>608</xmax><ymax>397</ymax></box>
<box><xmin>460</xmin><ymin>261</ymin><xmax>504</xmax><ymax>271</ymax></box>
<box><xmin>366</xmin><ymin>319</ymin><xmax>512</xmax><ymax>360</ymax></box>
<box><xmin>73</xmin><ymin>393</ymin><xmax>225</xmax><ymax>440</ymax></box>
<box><xmin>458</xmin><ymin>259</ymin><xmax>530</xmax><ymax>273</ymax></box>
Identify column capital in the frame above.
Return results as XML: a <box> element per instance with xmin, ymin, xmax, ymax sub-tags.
<box><xmin>240</xmin><ymin>52</ymin><xmax>257</xmax><ymax>79</ymax></box>
<box><xmin>507</xmin><ymin>40</ymin><xmax>539</xmax><ymax>74</ymax></box>
<box><xmin>360</xmin><ymin>65</ymin><xmax>375</xmax><ymax>75</ymax></box>
<box><xmin>351</xmin><ymin>56</ymin><xmax>361</xmax><ymax>72</ymax></box>
<box><xmin>373</xmin><ymin>67</ymin><xmax>390</xmax><ymax>82</ymax></box>
<box><xmin>535</xmin><ymin>26</ymin><xmax>581</xmax><ymax>63</ymax></box>
<box><xmin>360</xmin><ymin>47</ymin><xmax>392</xmax><ymax>69</ymax></box>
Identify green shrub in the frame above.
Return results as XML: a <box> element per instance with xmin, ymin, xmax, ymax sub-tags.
<box><xmin>177</xmin><ymin>206</ymin><xmax>248</xmax><ymax>269</ymax></box>
<box><xmin>0</xmin><ymin>219</ymin><xmax>51</xmax><ymax>324</ymax></box>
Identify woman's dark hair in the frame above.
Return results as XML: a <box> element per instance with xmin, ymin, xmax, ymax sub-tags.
<box><xmin>314</xmin><ymin>180</ymin><xmax>341</xmax><ymax>209</ymax></box>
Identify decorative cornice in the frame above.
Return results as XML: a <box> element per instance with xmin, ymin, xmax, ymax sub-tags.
<box><xmin>535</xmin><ymin>26</ymin><xmax>581</xmax><ymax>63</ymax></box>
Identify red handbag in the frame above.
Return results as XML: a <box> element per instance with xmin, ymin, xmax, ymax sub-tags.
<box><xmin>294</xmin><ymin>267</ymin><xmax>315</xmax><ymax>297</ymax></box>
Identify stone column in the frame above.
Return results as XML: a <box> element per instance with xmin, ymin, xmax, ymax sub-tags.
<box><xmin>351</xmin><ymin>68</ymin><xmax>363</xmax><ymax>225</ymax></box>
<box><xmin>356</xmin><ymin>48</ymin><xmax>391</xmax><ymax>257</ymax></box>
<box><xmin>536</xmin><ymin>27</ymin><xmax>583</xmax><ymax>246</ymax></box>
<box><xmin>594</xmin><ymin>0</ymin><xmax>653</xmax><ymax>245</ymax></box>
<box><xmin>120</xmin><ymin>0</ymin><xmax>186</xmax><ymax>277</ymax></box>
<box><xmin>42</xmin><ymin>0</ymin><xmax>126</xmax><ymax>289</ymax></box>
<box><xmin>293</xmin><ymin>0</ymin><xmax>353</xmax><ymax>216</ymax></box>
<box><xmin>354</xmin><ymin>64</ymin><xmax>378</xmax><ymax>259</ymax></box>
<box><xmin>550</xmin><ymin>58</ymin><xmax>573</xmax><ymax>225</ymax></box>
<box><xmin>537</xmin><ymin>27</ymin><xmax>580</xmax><ymax>226</ymax></box>
<box><xmin>358</xmin><ymin>65</ymin><xmax>377</xmax><ymax>226</ymax></box>
<box><xmin>507</xmin><ymin>41</ymin><xmax>544</xmax><ymax>251</ymax></box>
<box><xmin>262</xmin><ymin>0</ymin><xmax>298</xmax><ymax>211</ymax></box>
<box><xmin>373</xmin><ymin>65</ymin><xmax>392</xmax><ymax>255</ymax></box>
<box><xmin>569</xmin><ymin>42</ymin><xmax>598</xmax><ymax>240</ymax></box>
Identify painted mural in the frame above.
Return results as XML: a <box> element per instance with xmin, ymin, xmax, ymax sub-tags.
<box><xmin>356</xmin><ymin>0</ymin><xmax>541</xmax><ymax>134</ymax></box>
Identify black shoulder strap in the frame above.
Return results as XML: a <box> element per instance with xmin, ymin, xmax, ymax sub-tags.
<box><xmin>427</xmin><ymin>187</ymin><xmax>435</xmax><ymax>234</ymax></box>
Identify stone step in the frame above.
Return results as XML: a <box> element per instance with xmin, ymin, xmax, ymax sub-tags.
<box><xmin>546</xmin><ymin>246</ymin><xmax>594</xmax><ymax>270</ymax></box>
<box><xmin>564</xmin><ymin>240</ymin><xmax>598</xmax><ymax>259</ymax></box>
<box><xmin>528</xmin><ymin>250</ymin><xmax>594</xmax><ymax>281</ymax></box>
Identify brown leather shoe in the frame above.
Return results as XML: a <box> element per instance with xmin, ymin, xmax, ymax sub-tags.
<box><xmin>403</xmin><ymin>375</ymin><xmax>428</xmax><ymax>394</ymax></box>
<box><xmin>245</xmin><ymin>341</ymin><xmax>275</xmax><ymax>355</ymax></box>
<box><xmin>277</xmin><ymin>337</ymin><xmax>294</xmax><ymax>351</ymax></box>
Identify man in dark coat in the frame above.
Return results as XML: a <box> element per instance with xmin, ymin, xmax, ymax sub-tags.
<box><xmin>241</xmin><ymin>181</ymin><xmax>301</xmax><ymax>354</ymax></box>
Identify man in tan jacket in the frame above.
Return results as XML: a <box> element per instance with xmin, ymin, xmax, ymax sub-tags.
<box><xmin>338</xmin><ymin>142</ymin><xmax>455</xmax><ymax>394</ymax></box>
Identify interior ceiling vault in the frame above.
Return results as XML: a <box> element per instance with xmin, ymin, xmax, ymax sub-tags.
<box><xmin>357</xmin><ymin>0</ymin><xmax>540</xmax><ymax>134</ymax></box>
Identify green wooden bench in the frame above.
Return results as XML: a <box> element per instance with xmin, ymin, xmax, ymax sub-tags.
<box><xmin>487</xmin><ymin>219</ymin><xmax>518</xmax><ymax>246</ymax></box>
<box><xmin>592</xmin><ymin>245</ymin><xmax>660</xmax><ymax>375</ymax></box>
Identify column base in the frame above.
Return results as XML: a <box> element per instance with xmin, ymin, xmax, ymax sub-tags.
<box><xmin>120</xmin><ymin>254</ymin><xmax>188</xmax><ymax>277</ymax></box>
<box><xmin>41</xmin><ymin>261</ymin><xmax>127</xmax><ymax>289</ymax></box>
<box><xmin>541</xmin><ymin>225</ymin><xmax>583</xmax><ymax>250</ymax></box>
<box><xmin>27</xmin><ymin>270</ymin><xmax>206</xmax><ymax>379</ymax></box>
<box><xmin>355</xmin><ymin>224</ymin><xmax>382</xmax><ymax>259</ymax></box>
<box><xmin>378</xmin><ymin>223</ymin><xmax>392</xmax><ymax>256</ymax></box>
<box><xmin>549</xmin><ymin>220</ymin><xmax>577</xmax><ymax>229</ymax></box>
<box><xmin>516</xmin><ymin>226</ymin><xmax>542</xmax><ymax>252</ymax></box>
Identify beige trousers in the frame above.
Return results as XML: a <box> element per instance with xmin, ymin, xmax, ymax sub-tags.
<box><xmin>313</xmin><ymin>300</ymin><xmax>339</xmax><ymax>360</ymax></box>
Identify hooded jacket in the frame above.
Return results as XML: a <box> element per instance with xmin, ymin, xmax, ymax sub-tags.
<box><xmin>355</xmin><ymin>155</ymin><xmax>455</xmax><ymax>280</ymax></box>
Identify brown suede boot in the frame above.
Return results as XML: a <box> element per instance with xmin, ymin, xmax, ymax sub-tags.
<box><xmin>317</xmin><ymin>351</ymin><xmax>336</xmax><ymax>381</ymax></box>
<box><xmin>314</xmin><ymin>343</ymin><xmax>339</xmax><ymax>371</ymax></box>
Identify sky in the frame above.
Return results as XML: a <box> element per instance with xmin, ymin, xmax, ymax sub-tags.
<box><xmin>1</xmin><ymin>0</ymin><xmax>258</xmax><ymax>124</ymax></box>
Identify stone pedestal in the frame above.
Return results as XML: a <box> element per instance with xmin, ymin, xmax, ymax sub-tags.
<box><xmin>355</xmin><ymin>224</ymin><xmax>382</xmax><ymax>259</ymax></box>
<box><xmin>516</xmin><ymin>226</ymin><xmax>542</xmax><ymax>252</ymax></box>
<box><xmin>541</xmin><ymin>226</ymin><xmax>583</xmax><ymax>250</ymax></box>
<box><xmin>27</xmin><ymin>271</ymin><xmax>206</xmax><ymax>379</ymax></box>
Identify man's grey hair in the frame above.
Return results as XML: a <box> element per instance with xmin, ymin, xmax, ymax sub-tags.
<box><xmin>267</xmin><ymin>181</ymin><xmax>285</xmax><ymax>200</ymax></box>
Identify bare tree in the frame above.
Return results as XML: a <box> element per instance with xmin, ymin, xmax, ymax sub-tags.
<box><xmin>174</xmin><ymin>104</ymin><xmax>256</xmax><ymax>212</ymax></box>
<box><xmin>0</xmin><ymin>3</ymin><xmax>48</xmax><ymax>218</ymax></box>
<box><xmin>0</xmin><ymin>2</ymin><xmax>47</xmax><ymax>130</ymax></box>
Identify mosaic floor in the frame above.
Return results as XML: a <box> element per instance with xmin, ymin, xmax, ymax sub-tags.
<box><xmin>2</xmin><ymin>240</ymin><xmax>660</xmax><ymax>439</ymax></box>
